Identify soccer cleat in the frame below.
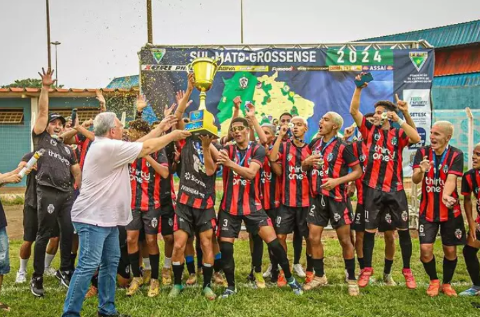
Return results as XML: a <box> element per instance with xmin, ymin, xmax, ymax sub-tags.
<box><xmin>85</xmin><ymin>285</ymin><xmax>98</xmax><ymax>299</ymax></box>
<box><xmin>277</xmin><ymin>271</ymin><xmax>287</xmax><ymax>287</ymax></box>
<box><xmin>30</xmin><ymin>276</ymin><xmax>45</xmax><ymax>297</ymax></box>
<box><xmin>16</xmin><ymin>271</ymin><xmax>27</xmax><ymax>283</ymax></box>
<box><xmin>219</xmin><ymin>288</ymin><xmax>236</xmax><ymax>299</ymax></box>
<box><xmin>186</xmin><ymin>273</ymin><xmax>197</xmax><ymax>285</ymax></box>
<box><xmin>293</xmin><ymin>264</ymin><xmax>306</xmax><ymax>278</ymax></box>
<box><xmin>303</xmin><ymin>275</ymin><xmax>328</xmax><ymax>291</ymax></box>
<box><xmin>305</xmin><ymin>271</ymin><xmax>314</xmax><ymax>284</ymax></box>
<box><xmin>142</xmin><ymin>269</ymin><xmax>151</xmax><ymax>285</ymax></box>
<box><xmin>161</xmin><ymin>268</ymin><xmax>172</xmax><ymax>286</ymax></box>
<box><xmin>203</xmin><ymin>286</ymin><xmax>217</xmax><ymax>300</ymax></box>
<box><xmin>358</xmin><ymin>267</ymin><xmax>373</xmax><ymax>288</ymax></box>
<box><xmin>246</xmin><ymin>272</ymin><xmax>255</xmax><ymax>282</ymax></box>
<box><xmin>44</xmin><ymin>266</ymin><xmax>57</xmax><ymax>277</ymax></box>
<box><xmin>168</xmin><ymin>284</ymin><xmax>184</xmax><ymax>298</ymax></box>
<box><xmin>459</xmin><ymin>287</ymin><xmax>480</xmax><ymax>296</ymax></box>
<box><xmin>402</xmin><ymin>268</ymin><xmax>417</xmax><ymax>289</ymax></box>
<box><xmin>56</xmin><ymin>270</ymin><xmax>72</xmax><ymax>288</ymax></box>
<box><xmin>263</xmin><ymin>264</ymin><xmax>272</xmax><ymax>278</ymax></box>
<box><xmin>348</xmin><ymin>280</ymin><xmax>360</xmax><ymax>296</ymax></box>
<box><xmin>213</xmin><ymin>272</ymin><xmax>227</xmax><ymax>287</ymax></box>
<box><xmin>426</xmin><ymin>279</ymin><xmax>440</xmax><ymax>297</ymax></box>
<box><xmin>254</xmin><ymin>272</ymin><xmax>266</xmax><ymax>289</ymax></box>
<box><xmin>287</xmin><ymin>277</ymin><xmax>303</xmax><ymax>295</ymax></box>
<box><xmin>126</xmin><ymin>277</ymin><xmax>143</xmax><ymax>296</ymax></box>
<box><xmin>147</xmin><ymin>279</ymin><xmax>160</xmax><ymax>297</ymax></box>
<box><xmin>441</xmin><ymin>283</ymin><xmax>458</xmax><ymax>297</ymax></box>
<box><xmin>383</xmin><ymin>273</ymin><xmax>397</xmax><ymax>286</ymax></box>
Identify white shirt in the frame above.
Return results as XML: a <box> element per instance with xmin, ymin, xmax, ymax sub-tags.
<box><xmin>71</xmin><ymin>137</ymin><xmax>142</xmax><ymax>227</ymax></box>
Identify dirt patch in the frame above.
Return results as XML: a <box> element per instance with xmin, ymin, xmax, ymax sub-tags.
<box><xmin>4</xmin><ymin>205</ymin><xmax>24</xmax><ymax>240</ymax></box>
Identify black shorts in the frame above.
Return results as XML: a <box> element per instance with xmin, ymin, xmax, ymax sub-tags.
<box><xmin>117</xmin><ymin>226</ymin><xmax>131</xmax><ymax>279</ymax></box>
<box><xmin>419</xmin><ymin>216</ymin><xmax>466</xmax><ymax>246</ymax></box>
<box><xmin>126</xmin><ymin>208</ymin><xmax>161</xmax><ymax>235</ymax></box>
<box><xmin>174</xmin><ymin>203</ymin><xmax>216</xmax><ymax>238</ymax></box>
<box><xmin>353</xmin><ymin>204</ymin><xmax>396</xmax><ymax>233</ymax></box>
<box><xmin>307</xmin><ymin>195</ymin><xmax>352</xmax><ymax>229</ymax></box>
<box><xmin>218</xmin><ymin>209</ymin><xmax>272</xmax><ymax>239</ymax></box>
<box><xmin>265</xmin><ymin>207</ymin><xmax>279</xmax><ymax>222</ymax></box>
<box><xmin>363</xmin><ymin>186</ymin><xmax>409</xmax><ymax>231</ymax></box>
<box><xmin>158</xmin><ymin>199</ymin><xmax>175</xmax><ymax>236</ymax></box>
<box><xmin>275</xmin><ymin>205</ymin><xmax>309</xmax><ymax>237</ymax></box>
<box><xmin>23</xmin><ymin>204</ymin><xmax>60</xmax><ymax>241</ymax></box>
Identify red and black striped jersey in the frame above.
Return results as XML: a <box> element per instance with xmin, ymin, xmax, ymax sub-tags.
<box><xmin>350</xmin><ymin>140</ymin><xmax>368</xmax><ymax>205</ymax></box>
<box><xmin>308</xmin><ymin>137</ymin><xmax>359</xmax><ymax>201</ymax></box>
<box><xmin>75</xmin><ymin>134</ymin><xmax>93</xmax><ymax>171</ymax></box>
<box><xmin>130</xmin><ymin>151</ymin><xmax>168</xmax><ymax>211</ymax></box>
<box><xmin>177</xmin><ymin>138</ymin><xmax>216</xmax><ymax>209</ymax></box>
<box><xmin>261</xmin><ymin>145</ymin><xmax>281</xmax><ymax>210</ymax></box>
<box><xmin>462</xmin><ymin>168</ymin><xmax>480</xmax><ymax>224</ymax></box>
<box><xmin>414</xmin><ymin>146</ymin><xmax>463</xmax><ymax>222</ymax></box>
<box><xmin>221</xmin><ymin>142</ymin><xmax>265</xmax><ymax>216</ymax></box>
<box><xmin>359</xmin><ymin>117</ymin><xmax>410</xmax><ymax>193</ymax></box>
<box><xmin>278</xmin><ymin>141</ymin><xmax>311</xmax><ymax>207</ymax></box>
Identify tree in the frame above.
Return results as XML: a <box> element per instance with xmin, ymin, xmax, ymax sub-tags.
<box><xmin>1</xmin><ymin>78</ymin><xmax>64</xmax><ymax>88</ymax></box>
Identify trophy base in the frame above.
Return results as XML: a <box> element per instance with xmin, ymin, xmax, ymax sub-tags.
<box><xmin>184</xmin><ymin>121</ymin><xmax>219</xmax><ymax>139</ymax></box>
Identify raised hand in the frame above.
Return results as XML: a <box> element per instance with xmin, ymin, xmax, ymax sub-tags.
<box><xmin>387</xmin><ymin>111</ymin><xmax>400</xmax><ymax>122</ymax></box>
<box><xmin>199</xmin><ymin>135</ymin><xmax>214</xmax><ymax>147</ymax></box>
<box><xmin>354</xmin><ymin>72</ymin><xmax>368</xmax><ymax>89</ymax></box>
<box><xmin>419</xmin><ymin>156</ymin><xmax>432</xmax><ymax>173</ymax></box>
<box><xmin>233</xmin><ymin>96</ymin><xmax>242</xmax><ymax>110</ymax></box>
<box><xmin>170</xmin><ymin>129</ymin><xmax>191</xmax><ymax>141</ymax></box>
<box><xmin>159</xmin><ymin>115</ymin><xmax>178</xmax><ymax>132</ymax></box>
<box><xmin>245</xmin><ymin>103</ymin><xmax>256</xmax><ymax>118</ymax></box>
<box><xmin>136</xmin><ymin>94</ymin><xmax>148</xmax><ymax>112</ymax></box>
<box><xmin>96</xmin><ymin>90</ymin><xmax>106</xmax><ymax>111</ymax></box>
<box><xmin>395</xmin><ymin>94</ymin><xmax>409</xmax><ymax>113</ymax></box>
<box><xmin>343</xmin><ymin>126</ymin><xmax>355</xmax><ymax>140</ymax></box>
<box><xmin>187</xmin><ymin>73</ymin><xmax>195</xmax><ymax>92</ymax></box>
<box><xmin>38</xmin><ymin>68</ymin><xmax>56</xmax><ymax>87</ymax></box>
<box><xmin>164</xmin><ymin>103</ymin><xmax>177</xmax><ymax>117</ymax></box>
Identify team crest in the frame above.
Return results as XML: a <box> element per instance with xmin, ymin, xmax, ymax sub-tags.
<box><xmin>125</xmin><ymin>266</ymin><xmax>130</xmax><ymax>274</ymax></box>
<box><xmin>287</xmin><ymin>154</ymin><xmax>293</xmax><ymax>162</ymax></box>
<box><xmin>385</xmin><ymin>213</ymin><xmax>392</xmax><ymax>224</ymax></box>
<box><xmin>50</xmin><ymin>139</ymin><xmax>57</xmax><ymax>146</ymax></box>
<box><xmin>151</xmin><ymin>218</ymin><xmax>158</xmax><ymax>228</ymax></box>
<box><xmin>401</xmin><ymin>210</ymin><xmax>408</xmax><ymax>222</ymax></box>
<box><xmin>239</xmin><ymin>76</ymin><xmax>249</xmax><ymax>89</ymax></box>
<box><xmin>151</xmin><ymin>49</ymin><xmax>166</xmax><ymax>63</ymax></box>
<box><xmin>475</xmin><ymin>188</ymin><xmax>479</xmax><ymax>194</ymax></box>
<box><xmin>333</xmin><ymin>213</ymin><xmax>341</xmax><ymax>222</ymax></box>
<box><xmin>168</xmin><ymin>218</ymin><xmax>174</xmax><ymax>227</ymax></box>
<box><xmin>409</xmin><ymin>51</ymin><xmax>428</xmax><ymax>72</ymax></box>
<box><xmin>391</xmin><ymin>137</ymin><xmax>397</xmax><ymax>146</ymax></box>
<box><xmin>146</xmin><ymin>161</ymin><xmax>151</xmax><ymax>168</ymax></box>
<box><xmin>455</xmin><ymin>228</ymin><xmax>462</xmax><ymax>240</ymax></box>
<box><xmin>443</xmin><ymin>164</ymin><xmax>448</xmax><ymax>174</ymax></box>
<box><xmin>64</xmin><ymin>146</ymin><xmax>71</xmax><ymax>155</ymax></box>
<box><xmin>327</xmin><ymin>153</ymin><xmax>334</xmax><ymax>162</ymax></box>
<box><xmin>47</xmin><ymin>204</ymin><xmax>55</xmax><ymax>214</ymax></box>
<box><xmin>374</xmin><ymin>133</ymin><xmax>381</xmax><ymax>141</ymax></box>
<box><xmin>359</xmin><ymin>154</ymin><xmax>366</xmax><ymax>162</ymax></box>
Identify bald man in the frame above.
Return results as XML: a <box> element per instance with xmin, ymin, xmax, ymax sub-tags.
<box><xmin>412</xmin><ymin>121</ymin><xmax>465</xmax><ymax>297</ymax></box>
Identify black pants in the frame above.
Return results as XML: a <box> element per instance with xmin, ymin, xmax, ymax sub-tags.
<box><xmin>33</xmin><ymin>185</ymin><xmax>74</xmax><ymax>277</ymax></box>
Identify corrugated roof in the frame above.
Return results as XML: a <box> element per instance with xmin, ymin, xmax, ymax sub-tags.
<box><xmin>358</xmin><ymin>20</ymin><xmax>480</xmax><ymax>48</ymax></box>
<box><xmin>0</xmin><ymin>87</ymin><xmax>138</xmax><ymax>94</ymax></box>
<box><xmin>435</xmin><ymin>45</ymin><xmax>480</xmax><ymax>76</ymax></box>
<box><xmin>433</xmin><ymin>72</ymin><xmax>480</xmax><ymax>86</ymax></box>
<box><xmin>106</xmin><ymin>75</ymin><xmax>140</xmax><ymax>89</ymax></box>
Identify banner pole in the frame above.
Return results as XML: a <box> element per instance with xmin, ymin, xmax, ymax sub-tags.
<box><xmin>147</xmin><ymin>0</ymin><xmax>153</xmax><ymax>44</ymax></box>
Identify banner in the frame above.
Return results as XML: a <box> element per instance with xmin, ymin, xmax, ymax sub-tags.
<box><xmin>139</xmin><ymin>46</ymin><xmax>434</xmax><ymax>176</ymax></box>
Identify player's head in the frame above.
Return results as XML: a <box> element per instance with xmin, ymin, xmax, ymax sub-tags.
<box><xmin>290</xmin><ymin>116</ymin><xmax>308</xmax><ymax>138</ymax></box>
<box><xmin>261</xmin><ymin>124</ymin><xmax>276</xmax><ymax>144</ymax></box>
<box><xmin>430</xmin><ymin>120</ymin><xmax>454</xmax><ymax>152</ymax></box>
<box><xmin>373</xmin><ymin>101</ymin><xmax>397</xmax><ymax>126</ymax></box>
<box><xmin>318</xmin><ymin>112</ymin><xmax>343</xmax><ymax>136</ymax></box>
<box><xmin>128</xmin><ymin>119</ymin><xmax>151</xmax><ymax>141</ymax></box>
<box><xmin>230</xmin><ymin>117</ymin><xmax>250</xmax><ymax>145</ymax></box>
<box><xmin>364</xmin><ymin>112</ymin><xmax>375</xmax><ymax>124</ymax></box>
<box><xmin>47</xmin><ymin>113</ymin><xmax>66</xmax><ymax>136</ymax></box>
<box><xmin>279</xmin><ymin>112</ymin><xmax>292</xmax><ymax>126</ymax></box>
<box><xmin>473</xmin><ymin>142</ymin><xmax>480</xmax><ymax>170</ymax></box>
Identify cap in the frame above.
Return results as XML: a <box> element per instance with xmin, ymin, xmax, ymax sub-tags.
<box><xmin>48</xmin><ymin>113</ymin><xmax>66</xmax><ymax>126</ymax></box>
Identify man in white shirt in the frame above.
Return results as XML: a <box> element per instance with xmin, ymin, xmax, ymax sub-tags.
<box><xmin>62</xmin><ymin>112</ymin><xmax>190</xmax><ymax>317</ymax></box>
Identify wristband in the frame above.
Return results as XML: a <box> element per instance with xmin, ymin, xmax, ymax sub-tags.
<box><xmin>397</xmin><ymin>118</ymin><xmax>405</xmax><ymax>126</ymax></box>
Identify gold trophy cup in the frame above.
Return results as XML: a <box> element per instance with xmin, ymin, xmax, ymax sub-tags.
<box><xmin>184</xmin><ymin>57</ymin><xmax>223</xmax><ymax>138</ymax></box>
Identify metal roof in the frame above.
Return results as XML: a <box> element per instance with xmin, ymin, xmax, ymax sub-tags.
<box><xmin>433</xmin><ymin>73</ymin><xmax>480</xmax><ymax>86</ymax></box>
<box><xmin>358</xmin><ymin>20</ymin><xmax>480</xmax><ymax>48</ymax></box>
<box><xmin>106</xmin><ymin>75</ymin><xmax>140</xmax><ymax>89</ymax></box>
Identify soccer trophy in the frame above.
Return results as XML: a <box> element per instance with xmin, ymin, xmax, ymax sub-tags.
<box><xmin>184</xmin><ymin>57</ymin><xmax>223</xmax><ymax>138</ymax></box>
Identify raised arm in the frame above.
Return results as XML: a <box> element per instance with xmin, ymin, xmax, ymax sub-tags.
<box><xmin>349</xmin><ymin>74</ymin><xmax>366</xmax><ymax>128</ymax></box>
<box><xmin>395</xmin><ymin>94</ymin><xmax>416</xmax><ymax>130</ymax></box>
<box><xmin>33</xmin><ymin>68</ymin><xmax>56</xmax><ymax>135</ymax></box>
<box><xmin>269</xmin><ymin>126</ymin><xmax>287</xmax><ymax>162</ymax></box>
<box><xmin>138</xmin><ymin>130</ymin><xmax>191</xmax><ymax>158</ymax></box>
<box><xmin>389</xmin><ymin>111</ymin><xmax>421</xmax><ymax>144</ymax></box>
<box><xmin>199</xmin><ymin>135</ymin><xmax>217</xmax><ymax>177</ymax></box>
<box><xmin>136</xmin><ymin>115</ymin><xmax>178</xmax><ymax>143</ymax></box>
<box><xmin>174</xmin><ymin>73</ymin><xmax>195</xmax><ymax>130</ymax></box>
<box><xmin>245</xmin><ymin>104</ymin><xmax>267</xmax><ymax>145</ymax></box>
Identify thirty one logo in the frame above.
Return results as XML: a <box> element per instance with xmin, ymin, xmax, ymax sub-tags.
<box><xmin>151</xmin><ymin>49</ymin><xmax>166</xmax><ymax>63</ymax></box>
<box><xmin>409</xmin><ymin>52</ymin><xmax>428</xmax><ymax>72</ymax></box>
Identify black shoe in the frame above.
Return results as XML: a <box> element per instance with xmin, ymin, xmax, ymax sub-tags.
<box><xmin>97</xmin><ymin>312</ymin><xmax>131</xmax><ymax>317</ymax></box>
<box><xmin>30</xmin><ymin>276</ymin><xmax>44</xmax><ymax>297</ymax></box>
<box><xmin>56</xmin><ymin>270</ymin><xmax>72</xmax><ymax>288</ymax></box>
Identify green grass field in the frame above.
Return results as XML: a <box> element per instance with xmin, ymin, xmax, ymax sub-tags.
<box><xmin>3</xmin><ymin>237</ymin><xmax>480</xmax><ymax>317</ymax></box>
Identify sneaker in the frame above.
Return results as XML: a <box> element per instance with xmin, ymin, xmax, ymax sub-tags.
<box><xmin>287</xmin><ymin>277</ymin><xmax>303</xmax><ymax>295</ymax></box>
<box><xmin>305</xmin><ymin>271</ymin><xmax>314</xmax><ymax>284</ymax></box>
<box><xmin>161</xmin><ymin>268</ymin><xmax>172</xmax><ymax>286</ymax></box>
<box><xmin>45</xmin><ymin>266</ymin><xmax>57</xmax><ymax>277</ymax></box>
<box><xmin>293</xmin><ymin>264</ymin><xmax>306</xmax><ymax>278</ymax></box>
<box><xmin>56</xmin><ymin>270</ymin><xmax>72</xmax><ymax>288</ymax></box>
<box><xmin>168</xmin><ymin>284</ymin><xmax>184</xmax><ymax>298</ymax></box>
<box><xmin>219</xmin><ymin>288</ymin><xmax>236</xmax><ymax>299</ymax></box>
<box><xmin>126</xmin><ymin>277</ymin><xmax>143</xmax><ymax>296</ymax></box>
<box><xmin>186</xmin><ymin>273</ymin><xmax>197</xmax><ymax>285</ymax></box>
<box><xmin>142</xmin><ymin>269</ymin><xmax>151</xmax><ymax>285</ymax></box>
<box><xmin>97</xmin><ymin>312</ymin><xmax>131</xmax><ymax>317</ymax></box>
<box><xmin>402</xmin><ymin>268</ymin><xmax>417</xmax><ymax>289</ymax></box>
<box><xmin>348</xmin><ymin>280</ymin><xmax>360</xmax><ymax>296</ymax></box>
<box><xmin>246</xmin><ymin>272</ymin><xmax>255</xmax><ymax>283</ymax></box>
<box><xmin>85</xmin><ymin>285</ymin><xmax>98</xmax><ymax>299</ymax></box>
<box><xmin>203</xmin><ymin>286</ymin><xmax>217</xmax><ymax>300</ymax></box>
<box><xmin>459</xmin><ymin>287</ymin><xmax>480</xmax><ymax>296</ymax></box>
<box><xmin>147</xmin><ymin>279</ymin><xmax>160</xmax><ymax>298</ymax></box>
<box><xmin>16</xmin><ymin>271</ymin><xmax>27</xmax><ymax>283</ymax></box>
<box><xmin>383</xmin><ymin>273</ymin><xmax>397</xmax><ymax>286</ymax></box>
<box><xmin>30</xmin><ymin>276</ymin><xmax>44</xmax><ymax>297</ymax></box>
<box><xmin>303</xmin><ymin>275</ymin><xmax>328</xmax><ymax>291</ymax></box>
<box><xmin>263</xmin><ymin>264</ymin><xmax>272</xmax><ymax>278</ymax></box>
<box><xmin>254</xmin><ymin>272</ymin><xmax>266</xmax><ymax>289</ymax></box>
<box><xmin>442</xmin><ymin>283</ymin><xmax>458</xmax><ymax>297</ymax></box>
<box><xmin>358</xmin><ymin>267</ymin><xmax>373</xmax><ymax>288</ymax></box>
<box><xmin>426</xmin><ymin>279</ymin><xmax>440</xmax><ymax>297</ymax></box>
<box><xmin>213</xmin><ymin>272</ymin><xmax>227</xmax><ymax>287</ymax></box>
<box><xmin>277</xmin><ymin>271</ymin><xmax>287</xmax><ymax>287</ymax></box>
